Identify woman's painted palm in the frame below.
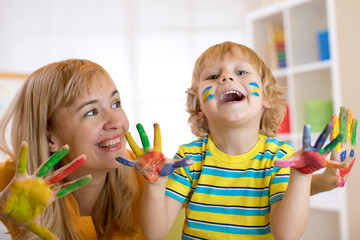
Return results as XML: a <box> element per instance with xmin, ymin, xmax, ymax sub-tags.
<box><xmin>0</xmin><ymin>142</ymin><xmax>91</xmax><ymax>240</ymax></box>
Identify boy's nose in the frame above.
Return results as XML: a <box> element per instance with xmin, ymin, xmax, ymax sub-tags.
<box><xmin>220</xmin><ymin>74</ymin><xmax>234</xmax><ymax>83</ymax></box>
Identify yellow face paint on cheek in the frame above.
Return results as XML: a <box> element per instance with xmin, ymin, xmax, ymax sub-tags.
<box><xmin>249</xmin><ymin>82</ymin><xmax>260</xmax><ymax>97</ymax></box>
<box><xmin>3</xmin><ymin>179</ymin><xmax>51</xmax><ymax>223</ymax></box>
<box><xmin>202</xmin><ymin>86</ymin><xmax>214</xmax><ymax>104</ymax></box>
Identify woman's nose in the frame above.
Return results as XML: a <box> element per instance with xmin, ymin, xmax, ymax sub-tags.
<box><xmin>103</xmin><ymin>111</ymin><xmax>122</xmax><ymax>130</ymax></box>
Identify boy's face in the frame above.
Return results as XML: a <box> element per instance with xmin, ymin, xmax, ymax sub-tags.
<box><xmin>197</xmin><ymin>48</ymin><xmax>269</xmax><ymax>131</ymax></box>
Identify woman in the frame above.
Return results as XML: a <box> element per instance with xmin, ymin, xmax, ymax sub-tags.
<box><xmin>0</xmin><ymin>59</ymin><xmax>146</xmax><ymax>239</ymax></box>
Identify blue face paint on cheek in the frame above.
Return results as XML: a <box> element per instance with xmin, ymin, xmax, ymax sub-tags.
<box><xmin>249</xmin><ymin>82</ymin><xmax>260</xmax><ymax>97</ymax></box>
<box><xmin>202</xmin><ymin>86</ymin><xmax>214</xmax><ymax>103</ymax></box>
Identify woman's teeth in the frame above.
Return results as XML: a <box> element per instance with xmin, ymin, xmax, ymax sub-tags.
<box><xmin>96</xmin><ymin>137</ymin><xmax>121</xmax><ymax>148</ymax></box>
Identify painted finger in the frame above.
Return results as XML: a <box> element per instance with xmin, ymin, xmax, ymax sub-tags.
<box><xmin>153</xmin><ymin>123</ymin><xmax>162</xmax><ymax>152</ymax></box>
<box><xmin>125</xmin><ymin>132</ymin><xmax>143</xmax><ymax>156</ymax></box>
<box><xmin>314</xmin><ymin>123</ymin><xmax>332</xmax><ymax>150</ymax></box>
<box><xmin>274</xmin><ymin>159</ymin><xmax>297</xmax><ymax>168</ymax></box>
<box><xmin>347</xmin><ymin>109</ymin><xmax>353</xmax><ymax>142</ymax></box>
<box><xmin>339</xmin><ymin>107</ymin><xmax>346</xmax><ymax>143</ymax></box>
<box><xmin>322</xmin><ymin>133</ymin><xmax>344</xmax><ymax>155</ymax></box>
<box><xmin>302</xmin><ymin>125</ymin><xmax>311</xmax><ymax>151</ymax></box>
<box><xmin>55</xmin><ymin>175</ymin><xmax>91</xmax><ymax>198</ymax></box>
<box><xmin>37</xmin><ymin>145</ymin><xmax>69</xmax><ymax>177</ymax></box>
<box><xmin>160</xmin><ymin>157</ymin><xmax>194</xmax><ymax>177</ymax></box>
<box><xmin>26</xmin><ymin>222</ymin><xmax>58</xmax><ymax>240</ymax></box>
<box><xmin>45</xmin><ymin>155</ymin><xmax>86</xmax><ymax>185</ymax></box>
<box><xmin>331</xmin><ymin>114</ymin><xmax>341</xmax><ymax>152</ymax></box>
<box><xmin>136</xmin><ymin>123</ymin><xmax>150</xmax><ymax>153</ymax></box>
<box><xmin>18</xmin><ymin>142</ymin><xmax>29</xmax><ymax>175</ymax></box>
<box><xmin>326</xmin><ymin>159</ymin><xmax>348</xmax><ymax>169</ymax></box>
<box><xmin>115</xmin><ymin>156</ymin><xmax>137</xmax><ymax>168</ymax></box>
<box><xmin>351</xmin><ymin>119</ymin><xmax>358</xmax><ymax>147</ymax></box>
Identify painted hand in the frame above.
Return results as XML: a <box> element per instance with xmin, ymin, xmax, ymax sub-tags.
<box><xmin>0</xmin><ymin>142</ymin><xmax>91</xmax><ymax>240</ymax></box>
<box><xmin>275</xmin><ymin>124</ymin><xmax>349</xmax><ymax>174</ymax></box>
<box><xmin>330</xmin><ymin>107</ymin><xmax>357</xmax><ymax>187</ymax></box>
<box><xmin>116</xmin><ymin>123</ymin><xmax>194</xmax><ymax>183</ymax></box>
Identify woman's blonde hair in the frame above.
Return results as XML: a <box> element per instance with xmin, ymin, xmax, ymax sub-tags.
<box><xmin>186</xmin><ymin>41</ymin><xmax>287</xmax><ymax>138</ymax></box>
<box><xmin>0</xmin><ymin>59</ymin><xmax>138</xmax><ymax>239</ymax></box>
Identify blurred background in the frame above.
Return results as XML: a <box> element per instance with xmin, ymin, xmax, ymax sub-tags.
<box><xmin>0</xmin><ymin>0</ymin><xmax>359</xmax><ymax>239</ymax></box>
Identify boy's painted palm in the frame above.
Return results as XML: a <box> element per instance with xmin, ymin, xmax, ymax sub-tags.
<box><xmin>0</xmin><ymin>142</ymin><xmax>91</xmax><ymax>240</ymax></box>
<box><xmin>275</xmin><ymin>124</ymin><xmax>348</xmax><ymax>174</ymax></box>
<box><xmin>330</xmin><ymin>107</ymin><xmax>357</xmax><ymax>186</ymax></box>
<box><xmin>116</xmin><ymin>123</ymin><xmax>194</xmax><ymax>183</ymax></box>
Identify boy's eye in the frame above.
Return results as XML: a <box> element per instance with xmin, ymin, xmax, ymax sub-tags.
<box><xmin>112</xmin><ymin>101</ymin><xmax>121</xmax><ymax>109</ymax></box>
<box><xmin>84</xmin><ymin>109</ymin><xmax>98</xmax><ymax>117</ymax></box>
<box><xmin>236</xmin><ymin>71</ymin><xmax>247</xmax><ymax>76</ymax></box>
<box><xmin>206</xmin><ymin>75</ymin><xmax>219</xmax><ymax>80</ymax></box>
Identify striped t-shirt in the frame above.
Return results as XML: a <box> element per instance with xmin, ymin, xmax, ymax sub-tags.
<box><xmin>166</xmin><ymin>134</ymin><xmax>294</xmax><ymax>239</ymax></box>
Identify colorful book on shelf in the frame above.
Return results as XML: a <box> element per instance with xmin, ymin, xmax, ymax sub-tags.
<box><xmin>274</xmin><ymin>29</ymin><xmax>286</xmax><ymax>68</ymax></box>
<box><xmin>266</xmin><ymin>24</ymin><xmax>287</xmax><ymax>69</ymax></box>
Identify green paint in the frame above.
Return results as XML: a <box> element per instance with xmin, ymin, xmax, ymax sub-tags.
<box><xmin>323</xmin><ymin>133</ymin><xmax>344</xmax><ymax>154</ymax></box>
<box><xmin>136</xmin><ymin>123</ymin><xmax>150</xmax><ymax>153</ymax></box>
<box><xmin>339</xmin><ymin>107</ymin><xmax>346</xmax><ymax>143</ymax></box>
<box><xmin>18</xmin><ymin>143</ymin><xmax>28</xmax><ymax>175</ymax></box>
<box><xmin>56</xmin><ymin>175</ymin><xmax>91</xmax><ymax>197</ymax></box>
<box><xmin>352</xmin><ymin>119</ymin><xmax>358</xmax><ymax>146</ymax></box>
<box><xmin>37</xmin><ymin>145</ymin><xmax>69</xmax><ymax>177</ymax></box>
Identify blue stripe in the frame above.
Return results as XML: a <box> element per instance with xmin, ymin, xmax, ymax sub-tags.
<box><xmin>266</xmin><ymin>137</ymin><xmax>294</xmax><ymax>149</ymax></box>
<box><xmin>168</xmin><ymin>171</ymin><xmax>192</xmax><ymax>188</ymax></box>
<box><xmin>165</xmin><ymin>188</ymin><xmax>187</xmax><ymax>202</ymax></box>
<box><xmin>271</xmin><ymin>174</ymin><xmax>289</xmax><ymax>184</ymax></box>
<box><xmin>195</xmin><ymin>184</ymin><xmax>269</xmax><ymax>197</ymax></box>
<box><xmin>188</xmin><ymin>201</ymin><xmax>270</xmax><ymax>216</ymax></box>
<box><xmin>201</xmin><ymin>165</ymin><xmax>275</xmax><ymax>178</ymax></box>
<box><xmin>269</xmin><ymin>192</ymin><xmax>285</xmax><ymax>205</ymax></box>
<box><xmin>183</xmin><ymin>137</ymin><xmax>208</xmax><ymax>147</ymax></box>
<box><xmin>186</xmin><ymin>217</ymin><xmax>271</xmax><ymax>235</ymax></box>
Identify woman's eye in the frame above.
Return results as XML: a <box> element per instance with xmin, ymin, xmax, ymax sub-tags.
<box><xmin>206</xmin><ymin>75</ymin><xmax>219</xmax><ymax>80</ymax></box>
<box><xmin>236</xmin><ymin>71</ymin><xmax>247</xmax><ymax>76</ymax></box>
<box><xmin>112</xmin><ymin>101</ymin><xmax>121</xmax><ymax>109</ymax></box>
<box><xmin>84</xmin><ymin>109</ymin><xmax>98</xmax><ymax>117</ymax></box>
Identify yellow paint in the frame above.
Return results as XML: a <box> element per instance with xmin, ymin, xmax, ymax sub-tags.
<box><xmin>125</xmin><ymin>132</ymin><xmax>143</xmax><ymax>156</ymax></box>
<box><xmin>332</xmin><ymin>115</ymin><xmax>341</xmax><ymax>152</ymax></box>
<box><xmin>3</xmin><ymin>179</ymin><xmax>51</xmax><ymax>223</ymax></box>
<box><xmin>26</xmin><ymin>222</ymin><xmax>58</xmax><ymax>240</ymax></box>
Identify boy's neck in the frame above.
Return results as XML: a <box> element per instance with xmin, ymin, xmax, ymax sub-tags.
<box><xmin>209</xmin><ymin>126</ymin><xmax>260</xmax><ymax>156</ymax></box>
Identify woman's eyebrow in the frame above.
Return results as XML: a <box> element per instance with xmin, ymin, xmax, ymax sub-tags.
<box><xmin>76</xmin><ymin>100</ymin><xmax>98</xmax><ymax>112</ymax></box>
<box><xmin>76</xmin><ymin>90</ymin><xmax>119</xmax><ymax>112</ymax></box>
<box><xmin>112</xmin><ymin>90</ymin><xmax>119</xmax><ymax>97</ymax></box>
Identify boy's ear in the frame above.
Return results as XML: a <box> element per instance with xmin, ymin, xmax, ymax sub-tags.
<box><xmin>262</xmin><ymin>98</ymin><xmax>272</xmax><ymax>109</ymax></box>
<box><xmin>46</xmin><ymin>130</ymin><xmax>61</xmax><ymax>153</ymax></box>
<box><xmin>196</xmin><ymin>108</ymin><xmax>205</xmax><ymax>119</ymax></box>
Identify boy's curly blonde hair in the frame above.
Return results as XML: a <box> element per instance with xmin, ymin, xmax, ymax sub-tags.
<box><xmin>186</xmin><ymin>41</ymin><xmax>287</xmax><ymax>138</ymax></box>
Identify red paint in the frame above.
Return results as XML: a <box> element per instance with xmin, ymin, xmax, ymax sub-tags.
<box><xmin>47</xmin><ymin>156</ymin><xmax>86</xmax><ymax>185</ymax></box>
<box><xmin>339</xmin><ymin>158</ymin><xmax>355</xmax><ymax>177</ymax></box>
<box><xmin>139</xmin><ymin>151</ymin><xmax>166</xmax><ymax>182</ymax></box>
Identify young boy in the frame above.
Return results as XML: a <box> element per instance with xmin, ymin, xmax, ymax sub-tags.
<box><xmin>118</xmin><ymin>41</ymin><xmax>354</xmax><ymax>239</ymax></box>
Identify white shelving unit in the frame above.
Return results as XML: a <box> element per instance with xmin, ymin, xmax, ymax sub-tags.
<box><xmin>246</xmin><ymin>0</ymin><xmax>347</xmax><ymax>239</ymax></box>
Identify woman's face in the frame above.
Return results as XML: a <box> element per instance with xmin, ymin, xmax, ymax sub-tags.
<box><xmin>47</xmin><ymin>78</ymin><xmax>129</xmax><ymax>174</ymax></box>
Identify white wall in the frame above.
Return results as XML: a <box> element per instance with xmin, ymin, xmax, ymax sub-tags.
<box><xmin>0</xmin><ymin>0</ymin><xmax>263</xmax><ymax>157</ymax></box>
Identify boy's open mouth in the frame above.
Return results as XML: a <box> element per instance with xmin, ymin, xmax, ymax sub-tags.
<box><xmin>219</xmin><ymin>90</ymin><xmax>245</xmax><ymax>104</ymax></box>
